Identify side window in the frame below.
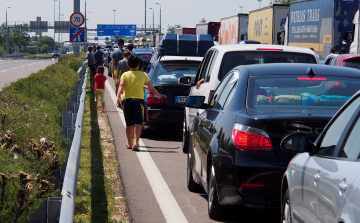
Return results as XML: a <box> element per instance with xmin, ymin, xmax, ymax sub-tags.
<box><xmin>199</xmin><ymin>51</ymin><xmax>214</xmax><ymax>81</ymax></box>
<box><xmin>330</xmin><ymin>58</ymin><xmax>337</xmax><ymax>66</ymax></box>
<box><xmin>210</xmin><ymin>72</ymin><xmax>234</xmax><ymax>107</ymax></box>
<box><xmin>339</xmin><ymin>114</ymin><xmax>360</xmax><ymax>159</ymax></box>
<box><xmin>205</xmin><ymin>51</ymin><xmax>218</xmax><ymax>82</ymax></box>
<box><xmin>213</xmin><ymin>72</ymin><xmax>239</xmax><ymax>110</ymax></box>
<box><xmin>325</xmin><ymin>58</ymin><xmax>332</xmax><ymax>65</ymax></box>
<box><xmin>318</xmin><ymin>97</ymin><xmax>360</xmax><ymax>156</ymax></box>
<box><xmin>334</xmin><ymin>59</ymin><xmax>338</xmax><ymax>66</ymax></box>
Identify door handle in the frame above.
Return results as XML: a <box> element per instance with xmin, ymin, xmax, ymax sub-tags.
<box><xmin>314</xmin><ymin>172</ymin><xmax>321</xmax><ymax>181</ymax></box>
<box><xmin>208</xmin><ymin>126</ymin><xmax>215</xmax><ymax>132</ymax></box>
<box><xmin>198</xmin><ymin>123</ymin><xmax>204</xmax><ymax>128</ymax></box>
<box><xmin>339</xmin><ymin>179</ymin><xmax>348</xmax><ymax>191</ymax></box>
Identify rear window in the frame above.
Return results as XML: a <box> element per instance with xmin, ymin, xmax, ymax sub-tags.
<box><xmin>343</xmin><ymin>59</ymin><xmax>360</xmax><ymax>69</ymax></box>
<box><xmin>247</xmin><ymin>75</ymin><xmax>360</xmax><ymax>109</ymax></box>
<box><xmin>218</xmin><ymin>51</ymin><xmax>317</xmax><ymax>81</ymax></box>
<box><xmin>137</xmin><ymin>54</ymin><xmax>152</xmax><ymax>63</ymax></box>
<box><xmin>153</xmin><ymin>63</ymin><xmax>200</xmax><ymax>84</ymax></box>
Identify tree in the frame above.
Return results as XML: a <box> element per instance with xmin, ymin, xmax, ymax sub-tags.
<box><xmin>31</xmin><ymin>36</ymin><xmax>39</xmax><ymax>42</ymax></box>
<box><xmin>166</xmin><ymin>24</ymin><xmax>182</xmax><ymax>33</ymax></box>
<box><xmin>9</xmin><ymin>24</ymin><xmax>31</xmax><ymax>52</ymax></box>
<box><xmin>199</xmin><ymin>18</ymin><xmax>207</xmax><ymax>23</ymax></box>
<box><xmin>270</xmin><ymin>0</ymin><xmax>290</xmax><ymax>4</ymax></box>
<box><xmin>38</xmin><ymin>36</ymin><xmax>55</xmax><ymax>49</ymax></box>
<box><xmin>41</xmin><ymin>44</ymin><xmax>49</xmax><ymax>53</ymax></box>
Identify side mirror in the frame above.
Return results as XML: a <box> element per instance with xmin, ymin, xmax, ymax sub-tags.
<box><xmin>185</xmin><ymin>96</ymin><xmax>207</xmax><ymax>109</ymax></box>
<box><xmin>178</xmin><ymin>76</ymin><xmax>192</xmax><ymax>85</ymax></box>
<box><xmin>280</xmin><ymin>133</ymin><xmax>311</xmax><ymax>153</ymax></box>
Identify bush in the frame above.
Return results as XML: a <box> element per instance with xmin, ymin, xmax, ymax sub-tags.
<box><xmin>0</xmin><ymin>54</ymin><xmax>84</xmax><ymax>222</ymax></box>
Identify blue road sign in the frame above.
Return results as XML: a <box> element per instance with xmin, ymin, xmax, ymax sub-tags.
<box><xmin>97</xmin><ymin>24</ymin><xmax>136</xmax><ymax>36</ymax></box>
<box><xmin>105</xmin><ymin>37</ymin><xmax>109</xmax><ymax>41</ymax></box>
<box><xmin>94</xmin><ymin>37</ymin><xmax>98</xmax><ymax>41</ymax></box>
<box><xmin>69</xmin><ymin>27</ymin><xmax>85</xmax><ymax>42</ymax></box>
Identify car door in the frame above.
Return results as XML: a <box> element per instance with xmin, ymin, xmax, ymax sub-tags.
<box><xmin>316</xmin><ymin>99</ymin><xmax>360</xmax><ymax>223</ymax></box>
<box><xmin>291</xmin><ymin>96</ymin><xmax>360</xmax><ymax>223</ymax></box>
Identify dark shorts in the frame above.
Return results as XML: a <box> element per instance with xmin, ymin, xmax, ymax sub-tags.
<box><xmin>89</xmin><ymin>64</ymin><xmax>96</xmax><ymax>77</ymax></box>
<box><xmin>123</xmin><ymin>98</ymin><xmax>145</xmax><ymax>126</ymax></box>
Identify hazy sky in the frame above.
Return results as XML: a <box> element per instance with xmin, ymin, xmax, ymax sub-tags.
<box><xmin>1</xmin><ymin>0</ymin><xmax>272</xmax><ymax>42</ymax></box>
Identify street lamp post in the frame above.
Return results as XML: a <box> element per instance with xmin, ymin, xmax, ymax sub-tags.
<box><xmin>149</xmin><ymin>8</ymin><xmax>154</xmax><ymax>34</ymax></box>
<box><xmin>145</xmin><ymin>0</ymin><xmax>147</xmax><ymax>35</ymax></box>
<box><xmin>239</xmin><ymin>6</ymin><xmax>244</xmax><ymax>13</ymax></box>
<box><xmin>155</xmin><ymin>3</ymin><xmax>161</xmax><ymax>34</ymax></box>
<box><xmin>5</xmin><ymin>6</ymin><xmax>10</xmax><ymax>55</ymax></box>
<box><xmin>113</xmin><ymin>9</ymin><xmax>117</xmax><ymax>25</ymax></box>
<box><xmin>58</xmin><ymin>0</ymin><xmax>61</xmax><ymax>51</ymax></box>
<box><xmin>60</xmin><ymin>14</ymin><xmax>64</xmax><ymax>43</ymax></box>
<box><xmin>54</xmin><ymin>0</ymin><xmax>57</xmax><ymax>51</ymax></box>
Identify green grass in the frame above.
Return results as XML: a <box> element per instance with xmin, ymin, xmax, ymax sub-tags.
<box><xmin>0</xmin><ymin>55</ymin><xmax>84</xmax><ymax>222</ymax></box>
<box><xmin>74</xmin><ymin>76</ymin><xmax>128</xmax><ymax>223</ymax></box>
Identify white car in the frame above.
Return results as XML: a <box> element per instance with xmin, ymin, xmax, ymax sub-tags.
<box><xmin>181</xmin><ymin>44</ymin><xmax>319</xmax><ymax>153</ymax></box>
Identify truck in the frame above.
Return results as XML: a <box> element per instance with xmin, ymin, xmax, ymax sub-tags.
<box><xmin>248</xmin><ymin>4</ymin><xmax>289</xmax><ymax>45</ymax></box>
<box><xmin>196</xmin><ymin>22</ymin><xmax>221</xmax><ymax>42</ymax></box>
<box><xmin>220</xmin><ymin>13</ymin><xmax>248</xmax><ymax>45</ymax></box>
<box><xmin>284</xmin><ymin>0</ymin><xmax>358</xmax><ymax>60</ymax></box>
<box><xmin>174</xmin><ymin>27</ymin><xmax>196</xmax><ymax>35</ymax></box>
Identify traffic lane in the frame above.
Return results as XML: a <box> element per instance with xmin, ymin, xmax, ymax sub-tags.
<box><xmin>0</xmin><ymin>59</ymin><xmax>56</xmax><ymax>91</ymax></box>
<box><xmin>104</xmin><ymin>76</ymin><xmax>167</xmax><ymax>223</ymax></box>
<box><xmin>141</xmin><ymin>129</ymin><xmax>280</xmax><ymax>223</ymax></box>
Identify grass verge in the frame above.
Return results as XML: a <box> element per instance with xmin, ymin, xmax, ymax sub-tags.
<box><xmin>25</xmin><ymin>54</ymin><xmax>53</xmax><ymax>59</ymax></box>
<box><xmin>74</xmin><ymin>75</ymin><xmax>129</xmax><ymax>223</ymax></box>
<box><xmin>0</xmin><ymin>54</ymin><xmax>83</xmax><ymax>222</ymax></box>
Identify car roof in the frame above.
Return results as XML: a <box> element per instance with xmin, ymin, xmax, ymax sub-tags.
<box><xmin>237</xmin><ymin>63</ymin><xmax>360</xmax><ymax>78</ymax></box>
<box><xmin>159</xmin><ymin>56</ymin><xmax>203</xmax><ymax>62</ymax></box>
<box><xmin>209</xmin><ymin>44</ymin><xmax>318</xmax><ymax>56</ymax></box>
<box><xmin>330</xmin><ymin>54</ymin><xmax>360</xmax><ymax>60</ymax></box>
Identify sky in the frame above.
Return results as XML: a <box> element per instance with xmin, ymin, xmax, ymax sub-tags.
<box><xmin>1</xmin><ymin>0</ymin><xmax>272</xmax><ymax>42</ymax></box>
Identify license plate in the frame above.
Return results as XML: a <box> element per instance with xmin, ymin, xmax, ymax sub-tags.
<box><xmin>175</xmin><ymin>96</ymin><xmax>188</xmax><ymax>104</ymax></box>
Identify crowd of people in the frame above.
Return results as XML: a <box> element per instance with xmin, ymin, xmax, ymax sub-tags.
<box><xmin>91</xmin><ymin>38</ymin><xmax>160</xmax><ymax>151</ymax></box>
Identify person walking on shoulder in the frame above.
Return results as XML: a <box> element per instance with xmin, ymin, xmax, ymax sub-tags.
<box><xmin>94</xmin><ymin>66</ymin><xmax>107</xmax><ymax>113</ymax></box>
<box><xmin>115</xmin><ymin>50</ymin><xmax>131</xmax><ymax>95</ymax></box>
<box><xmin>94</xmin><ymin>46</ymin><xmax>105</xmax><ymax>68</ymax></box>
<box><xmin>112</xmin><ymin>39</ymin><xmax>125</xmax><ymax>90</ymax></box>
<box><xmin>86</xmin><ymin>46</ymin><xmax>96</xmax><ymax>77</ymax></box>
<box><xmin>116</xmin><ymin>56</ymin><xmax>160</xmax><ymax>151</ymax></box>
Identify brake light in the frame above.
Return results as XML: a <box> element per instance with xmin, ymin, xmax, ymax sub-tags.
<box><xmin>146</xmin><ymin>92</ymin><xmax>168</xmax><ymax>104</ymax></box>
<box><xmin>239</xmin><ymin>183</ymin><xmax>265</xmax><ymax>188</ymax></box>
<box><xmin>232</xmin><ymin>123</ymin><xmax>273</xmax><ymax>151</ymax></box>
<box><xmin>209</xmin><ymin>90</ymin><xmax>215</xmax><ymax>101</ymax></box>
<box><xmin>256</xmin><ymin>48</ymin><xmax>283</xmax><ymax>51</ymax></box>
<box><xmin>298</xmin><ymin>77</ymin><xmax>326</xmax><ymax>81</ymax></box>
<box><xmin>145</xmin><ymin>55</ymin><xmax>150</xmax><ymax>57</ymax></box>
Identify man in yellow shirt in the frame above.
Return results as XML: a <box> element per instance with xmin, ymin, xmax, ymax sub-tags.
<box><xmin>116</xmin><ymin>56</ymin><xmax>160</xmax><ymax>151</ymax></box>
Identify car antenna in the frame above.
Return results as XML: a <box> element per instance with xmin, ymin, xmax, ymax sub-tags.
<box><xmin>306</xmin><ymin>67</ymin><xmax>316</xmax><ymax>77</ymax></box>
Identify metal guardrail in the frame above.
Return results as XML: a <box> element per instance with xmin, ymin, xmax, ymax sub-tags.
<box><xmin>59</xmin><ymin>66</ymin><xmax>88</xmax><ymax>223</ymax></box>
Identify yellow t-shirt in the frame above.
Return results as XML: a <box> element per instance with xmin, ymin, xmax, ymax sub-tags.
<box><xmin>121</xmin><ymin>70</ymin><xmax>151</xmax><ymax>100</ymax></box>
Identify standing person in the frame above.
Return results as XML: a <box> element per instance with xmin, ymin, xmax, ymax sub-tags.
<box><xmin>116</xmin><ymin>56</ymin><xmax>159</xmax><ymax>151</ymax></box>
<box><xmin>92</xmin><ymin>45</ymin><xmax>97</xmax><ymax>54</ymax></box>
<box><xmin>115</xmin><ymin>50</ymin><xmax>131</xmax><ymax>95</ymax></box>
<box><xmin>86</xmin><ymin>46</ymin><xmax>96</xmax><ymax>77</ymax></box>
<box><xmin>127</xmin><ymin>43</ymin><xmax>135</xmax><ymax>56</ymax></box>
<box><xmin>325</xmin><ymin>47</ymin><xmax>336</xmax><ymax>61</ymax></box>
<box><xmin>94</xmin><ymin>46</ymin><xmax>105</xmax><ymax>68</ymax></box>
<box><xmin>94</xmin><ymin>66</ymin><xmax>107</xmax><ymax>113</ymax></box>
<box><xmin>341</xmin><ymin>47</ymin><xmax>347</xmax><ymax>54</ymax></box>
<box><xmin>112</xmin><ymin>39</ymin><xmax>125</xmax><ymax>92</ymax></box>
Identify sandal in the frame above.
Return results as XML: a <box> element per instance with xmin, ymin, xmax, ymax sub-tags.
<box><xmin>100</xmin><ymin>110</ymin><xmax>106</xmax><ymax>113</ymax></box>
<box><xmin>126</xmin><ymin>143</ymin><xmax>132</xmax><ymax>149</ymax></box>
<box><xmin>132</xmin><ymin>146</ymin><xmax>140</xmax><ymax>152</ymax></box>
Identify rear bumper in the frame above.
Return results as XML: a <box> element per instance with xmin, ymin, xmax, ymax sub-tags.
<box><xmin>214</xmin><ymin>152</ymin><xmax>287</xmax><ymax>208</ymax></box>
<box><xmin>143</xmin><ymin>107</ymin><xmax>184</xmax><ymax>128</ymax></box>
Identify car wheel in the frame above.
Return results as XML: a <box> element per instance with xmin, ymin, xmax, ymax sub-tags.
<box><xmin>187</xmin><ymin>153</ymin><xmax>201</xmax><ymax>192</ymax></box>
<box><xmin>208</xmin><ymin>162</ymin><xmax>224</xmax><ymax>220</ymax></box>
<box><xmin>282</xmin><ymin>189</ymin><xmax>292</xmax><ymax>223</ymax></box>
<box><xmin>182</xmin><ymin>115</ymin><xmax>189</xmax><ymax>153</ymax></box>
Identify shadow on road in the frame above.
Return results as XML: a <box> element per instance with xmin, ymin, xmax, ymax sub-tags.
<box><xmin>145</xmin><ymin>128</ymin><xmax>183</xmax><ymax>142</ymax></box>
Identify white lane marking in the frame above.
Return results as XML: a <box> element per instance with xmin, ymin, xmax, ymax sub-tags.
<box><xmin>28</xmin><ymin>64</ymin><xmax>32</xmax><ymax>65</ymax></box>
<box><xmin>105</xmin><ymin>81</ymin><xmax>188</xmax><ymax>223</ymax></box>
<box><xmin>13</xmin><ymin>67</ymin><xmax>17</xmax><ymax>69</ymax></box>
<box><xmin>1</xmin><ymin>70</ymin><xmax>6</xmax><ymax>72</ymax></box>
<box><xmin>8</xmin><ymin>62</ymin><xmax>11</xmax><ymax>64</ymax></box>
<box><xmin>21</xmin><ymin>65</ymin><xmax>25</xmax><ymax>67</ymax></box>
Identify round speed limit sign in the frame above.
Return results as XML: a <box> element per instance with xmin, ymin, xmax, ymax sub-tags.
<box><xmin>70</xmin><ymin>12</ymin><xmax>85</xmax><ymax>27</ymax></box>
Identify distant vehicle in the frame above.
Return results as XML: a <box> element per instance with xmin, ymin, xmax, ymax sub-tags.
<box><xmin>52</xmin><ymin>50</ymin><xmax>59</xmax><ymax>58</ymax></box>
<box><xmin>248</xmin><ymin>4</ymin><xmax>289</xmax><ymax>45</ymax></box>
<box><xmin>185</xmin><ymin>64</ymin><xmax>360</xmax><ymax>220</ymax></box>
<box><xmin>180</xmin><ymin>44</ymin><xmax>319</xmax><ymax>154</ymax></box>
<box><xmin>174</xmin><ymin>27</ymin><xmax>196</xmax><ymax>35</ymax></box>
<box><xmin>220</xmin><ymin>13</ymin><xmax>248</xmax><ymax>44</ymax></box>
<box><xmin>283</xmin><ymin>0</ymin><xmax>358</xmax><ymax>60</ymax></box>
<box><xmin>196</xmin><ymin>22</ymin><xmax>220</xmax><ymax>42</ymax></box>
<box><xmin>325</xmin><ymin>54</ymin><xmax>360</xmax><ymax>69</ymax></box>
<box><xmin>239</xmin><ymin>40</ymin><xmax>261</xmax><ymax>44</ymax></box>
<box><xmin>281</xmin><ymin>84</ymin><xmax>360</xmax><ymax>223</ymax></box>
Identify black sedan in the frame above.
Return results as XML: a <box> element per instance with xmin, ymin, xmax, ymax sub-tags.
<box><xmin>142</xmin><ymin>56</ymin><xmax>202</xmax><ymax>136</ymax></box>
<box><xmin>184</xmin><ymin>63</ymin><xmax>360</xmax><ymax>220</ymax></box>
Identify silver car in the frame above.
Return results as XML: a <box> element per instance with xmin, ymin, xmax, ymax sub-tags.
<box><xmin>280</xmin><ymin>91</ymin><xmax>360</xmax><ymax>223</ymax></box>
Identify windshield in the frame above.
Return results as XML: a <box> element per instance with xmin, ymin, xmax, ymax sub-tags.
<box><xmin>137</xmin><ymin>54</ymin><xmax>152</xmax><ymax>63</ymax></box>
<box><xmin>153</xmin><ymin>64</ymin><xmax>200</xmax><ymax>84</ymax></box>
<box><xmin>247</xmin><ymin>75</ymin><xmax>360</xmax><ymax>109</ymax></box>
<box><xmin>219</xmin><ymin>51</ymin><xmax>317</xmax><ymax>81</ymax></box>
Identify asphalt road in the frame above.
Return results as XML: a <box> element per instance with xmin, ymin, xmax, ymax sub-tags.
<box><xmin>0</xmin><ymin>58</ymin><xmax>56</xmax><ymax>91</ymax></box>
<box><xmin>103</xmin><ymin>69</ymin><xmax>280</xmax><ymax>223</ymax></box>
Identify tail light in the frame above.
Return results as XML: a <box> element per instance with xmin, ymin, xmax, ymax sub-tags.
<box><xmin>146</xmin><ymin>92</ymin><xmax>168</xmax><ymax>104</ymax></box>
<box><xmin>239</xmin><ymin>183</ymin><xmax>265</xmax><ymax>188</ymax></box>
<box><xmin>256</xmin><ymin>48</ymin><xmax>283</xmax><ymax>51</ymax></box>
<box><xmin>232</xmin><ymin>123</ymin><xmax>273</xmax><ymax>151</ymax></box>
<box><xmin>208</xmin><ymin>90</ymin><xmax>215</xmax><ymax>102</ymax></box>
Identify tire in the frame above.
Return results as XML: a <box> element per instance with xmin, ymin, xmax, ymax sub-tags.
<box><xmin>208</xmin><ymin>162</ymin><xmax>224</xmax><ymax>220</ymax></box>
<box><xmin>282</xmin><ymin>188</ymin><xmax>292</xmax><ymax>223</ymax></box>
<box><xmin>187</xmin><ymin>153</ymin><xmax>201</xmax><ymax>192</ymax></box>
<box><xmin>182</xmin><ymin>115</ymin><xmax>190</xmax><ymax>154</ymax></box>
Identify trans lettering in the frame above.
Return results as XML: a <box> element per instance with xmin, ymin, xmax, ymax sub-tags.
<box><xmin>254</xmin><ymin>19</ymin><xmax>262</xmax><ymax>36</ymax></box>
<box><xmin>290</xmin><ymin>9</ymin><xmax>320</xmax><ymax>23</ymax></box>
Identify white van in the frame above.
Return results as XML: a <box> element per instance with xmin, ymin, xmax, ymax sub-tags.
<box><xmin>181</xmin><ymin>44</ymin><xmax>319</xmax><ymax>153</ymax></box>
